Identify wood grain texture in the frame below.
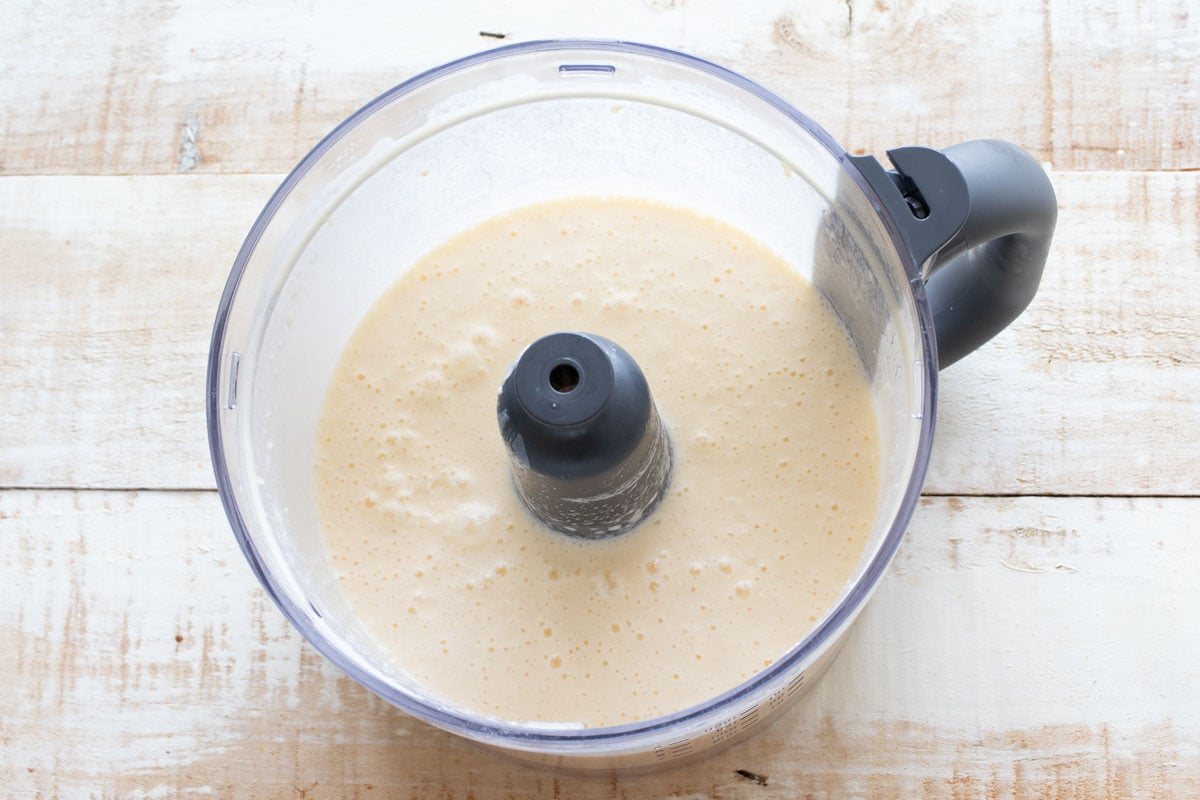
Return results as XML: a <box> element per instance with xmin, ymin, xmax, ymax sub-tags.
<box><xmin>2</xmin><ymin>491</ymin><xmax>1196</xmax><ymax>798</ymax></box>
<box><xmin>3</xmin><ymin>172</ymin><xmax>1198</xmax><ymax>494</ymax></box>
<box><xmin>924</xmin><ymin>169</ymin><xmax>1200</xmax><ymax>496</ymax></box>
<box><xmin>0</xmin><ymin>175</ymin><xmax>278</xmax><ymax>490</ymax></box>
<box><xmin>1</xmin><ymin>0</ymin><xmax>1196</xmax><ymax>176</ymax></box>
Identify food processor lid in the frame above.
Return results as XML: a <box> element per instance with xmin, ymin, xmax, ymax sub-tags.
<box><xmin>206</xmin><ymin>37</ymin><xmax>941</xmax><ymax>749</ymax></box>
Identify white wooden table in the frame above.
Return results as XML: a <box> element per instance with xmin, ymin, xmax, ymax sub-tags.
<box><xmin>3</xmin><ymin>1</ymin><xmax>1198</xmax><ymax>796</ymax></box>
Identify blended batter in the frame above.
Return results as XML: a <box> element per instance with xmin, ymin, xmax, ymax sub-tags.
<box><xmin>315</xmin><ymin>197</ymin><xmax>879</xmax><ymax>726</ymax></box>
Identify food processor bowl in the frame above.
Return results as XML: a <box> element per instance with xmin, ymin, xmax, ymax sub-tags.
<box><xmin>207</xmin><ymin>41</ymin><xmax>1054</xmax><ymax>770</ymax></box>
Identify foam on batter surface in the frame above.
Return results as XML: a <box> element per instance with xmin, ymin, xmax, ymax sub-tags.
<box><xmin>315</xmin><ymin>197</ymin><xmax>880</xmax><ymax>726</ymax></box>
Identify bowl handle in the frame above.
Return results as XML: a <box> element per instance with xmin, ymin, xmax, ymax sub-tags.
<box><xmin>847</xmin><ymin>140</ymin><xmax>1058</xmax><ymax>369</ymax></box>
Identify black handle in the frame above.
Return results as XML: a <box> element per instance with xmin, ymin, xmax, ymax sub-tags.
<box><xmin>848</xmin><ymin>139</ymin><xmax>1057</xmax><ymax>369</ymax></box>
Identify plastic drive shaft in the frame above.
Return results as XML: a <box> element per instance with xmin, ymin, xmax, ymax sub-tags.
<box><xmin>496</xmin><ymin>331</ymin><xmax>672</xmax><ymax>539</ymax></box>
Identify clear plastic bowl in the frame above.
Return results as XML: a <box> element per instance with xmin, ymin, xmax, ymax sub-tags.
<box><xmin>207</xmin><ymin>40</ymin><xmax>936</xmax><ymax>771</ymax></box>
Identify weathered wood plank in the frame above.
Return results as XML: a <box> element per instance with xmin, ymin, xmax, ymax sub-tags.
<box><xmin>3</xmin><ymin>171</ymin><xmax>1197</xmax><ymax>494</ymax></box>
<box><xmin>924</xmin><ymin>169</ymin><xmax>1200</xmax><ymax>495</ymax></box>
<box><xmin>1</xmin><ymin>490</ymin><xmax>1196</xmax><ymax>797</ymax></box>
<box><xmin>0</xmin><ymin>175</ymin><xmax>278</xmax><ymax>490</ymax></box>
<box><xmin>755</xmin><ymin>0</ymin><xmax>1200</xmax><ymax>171</ymax></box>
<box><xmin>1044</xmin><ymin>0</ymin><xmax>1200</xmax><ymax>171</ymax></box>
<box><xmin>1</xmin><ymin>0</ymin><xmax>1196</xmax><ymax>176</ymax></box>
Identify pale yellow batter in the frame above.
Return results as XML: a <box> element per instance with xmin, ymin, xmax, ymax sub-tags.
<box><xmin>315</xmin><ymin>198</ymin><xmax>879</xmax><ymax>726</ymax></box>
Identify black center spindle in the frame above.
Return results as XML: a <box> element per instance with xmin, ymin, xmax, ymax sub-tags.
<box><xmin>496</xmin><ymin>332</ymin><xmax>672</xmax><ymax>539</ymax></box>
